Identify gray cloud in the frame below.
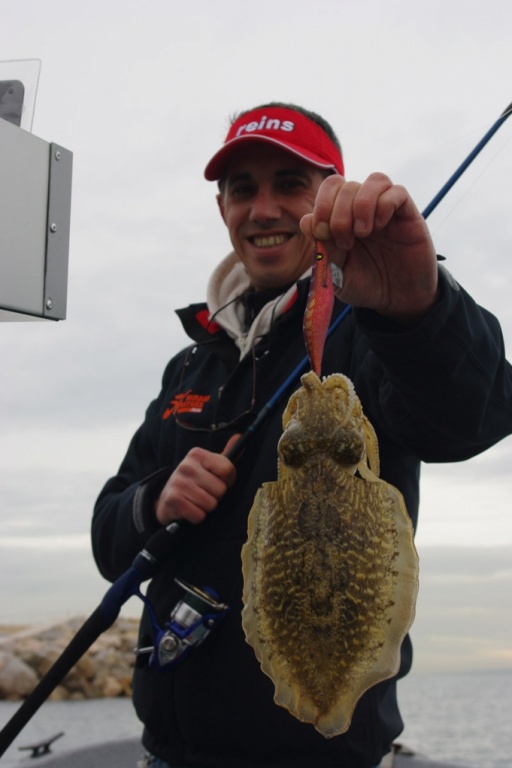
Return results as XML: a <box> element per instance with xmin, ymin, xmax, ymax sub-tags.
<box><xmin>411</xmin><ymin>546</ymin><xmax>512</xmax><ymax>671</ymax></box>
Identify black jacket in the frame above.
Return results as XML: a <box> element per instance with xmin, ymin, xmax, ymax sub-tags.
<box><xmin>92</xmin><ymin>269</ymin><xmax>512</xmax><ymax>767</ymax></box>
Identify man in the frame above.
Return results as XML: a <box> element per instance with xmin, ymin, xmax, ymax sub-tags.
<box><xmin>92</xmin><ymin>103</ymin><xmax>512</xmax><ymax>768</ymax></box>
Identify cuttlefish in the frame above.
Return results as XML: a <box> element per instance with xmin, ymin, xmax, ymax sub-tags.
<box><xmin>241</xmin><ymin>242</ymin><xmax>419</xmax><ymax>738</ymax></box>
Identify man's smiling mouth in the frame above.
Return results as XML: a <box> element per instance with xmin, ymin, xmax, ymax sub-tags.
<box><xmin>250</xmin><ymin>234</ymin><xmax>292</xmax><ymax>248</ymax></box>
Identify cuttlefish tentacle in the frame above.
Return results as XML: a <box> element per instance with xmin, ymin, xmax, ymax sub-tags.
<box><xmin>303</xmin><ymin>240</ymin><xmax>334</xmax><ymax>376</ymax></box>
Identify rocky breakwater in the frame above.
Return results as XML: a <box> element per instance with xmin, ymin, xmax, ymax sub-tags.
<box><xmin>0</xmin><ymin>616</ymin><xmax>140</xmax><ymax>701</ymax></box>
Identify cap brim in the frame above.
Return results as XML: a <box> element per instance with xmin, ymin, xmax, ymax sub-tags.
<box><xmin>204</xmin><ymin>134</ymin><xmax>338</xmax><ymax>181</ymax></box>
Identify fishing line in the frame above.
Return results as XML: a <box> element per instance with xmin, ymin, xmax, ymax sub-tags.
<box><xmin>427</xmin><ymin>129</ymin><xmax>512</xmax><ymax>237</ymax></box>
<box><xmin>422</xmin><ymin>101</ymin><xmax>512</xmax><ymax>219</ymax></box>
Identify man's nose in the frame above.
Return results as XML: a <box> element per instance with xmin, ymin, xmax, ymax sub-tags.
<box><xmin>249</xmin><ymin>189</ymin><xmax>280</xmax><ymax>223</ymax></box>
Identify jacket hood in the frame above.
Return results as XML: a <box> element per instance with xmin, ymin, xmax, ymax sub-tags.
<box><xmin>206</xmin><ymin>251</ymin><xmax>309</xmax><ymax>358</ymax></box>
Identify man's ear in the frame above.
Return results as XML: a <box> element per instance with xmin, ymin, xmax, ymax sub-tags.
<box><xmin>216</xmin><ymin>193</ymin><xmax>226</xmax><ymax>224</ymax></box>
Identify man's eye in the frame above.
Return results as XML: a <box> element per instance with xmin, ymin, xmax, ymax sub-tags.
<box><xmin>279</xmin><ymin>178</ymin><xmax>304</xmax><ymax>193</ymax></box>
<box><xmin>230</xmin><ymin>184</ymin><xmax>255</xmax><ymax>198</ymax></box>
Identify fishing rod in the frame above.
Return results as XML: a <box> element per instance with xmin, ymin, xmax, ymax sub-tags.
<box><xmin>422</xmin><ymin>100</ymin><xmax>512</xmax><ymax>219</ymax></box>
<box><xmin>0</xmin><ymin>100</ymin><xmax>510</xmax><ymax>758</ymax></box>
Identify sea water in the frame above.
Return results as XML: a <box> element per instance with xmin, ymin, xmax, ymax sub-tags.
<box><xmin>0</xmin><ymin>698</ymin><xmax>140</xmax><ymax>767</ymax></box>
<box><xmin>398</xmin><ymin>669</ymin><xmax>512</xmax><ymax>768</ymax></box>
<box><xmin>0</xmin><ymin>671</ymin><xmax>511</xmax><ymax>767</ymax></box>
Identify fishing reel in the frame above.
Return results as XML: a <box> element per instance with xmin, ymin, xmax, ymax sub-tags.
<box><xmin>135</xmin><ymin>578</ymin><xmax>230</xmax><ymax>669</ymax></box>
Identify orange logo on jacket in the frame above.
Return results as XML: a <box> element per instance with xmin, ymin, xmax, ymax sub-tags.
<box><xmin>162</xmin><ymin>390</ymin><xmax>211</xmax><ymax>419</ymax></box>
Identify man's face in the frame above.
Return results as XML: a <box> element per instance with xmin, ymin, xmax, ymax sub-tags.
<box><xmin>217</xmin><ymin>144</ymin><xmax>326</xmax><ymax>291</ymax></box>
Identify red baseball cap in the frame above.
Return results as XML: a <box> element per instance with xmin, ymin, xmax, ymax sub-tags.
<box><xmin>204</xmin><ymin>106</ymin><xmax>344</xmax><ymax>181</ymax></box>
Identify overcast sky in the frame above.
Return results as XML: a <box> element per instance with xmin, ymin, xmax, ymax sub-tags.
<box><xmin>1</xmin><ymin>0</ymin><xmax>511</xmax><ymax>679</ymax></box>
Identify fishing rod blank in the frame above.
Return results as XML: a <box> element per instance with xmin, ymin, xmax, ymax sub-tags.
<box><xmin>422</xmin><ymin>101</ymin><xmax>512</xmax><ymax>219</ymax></box>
